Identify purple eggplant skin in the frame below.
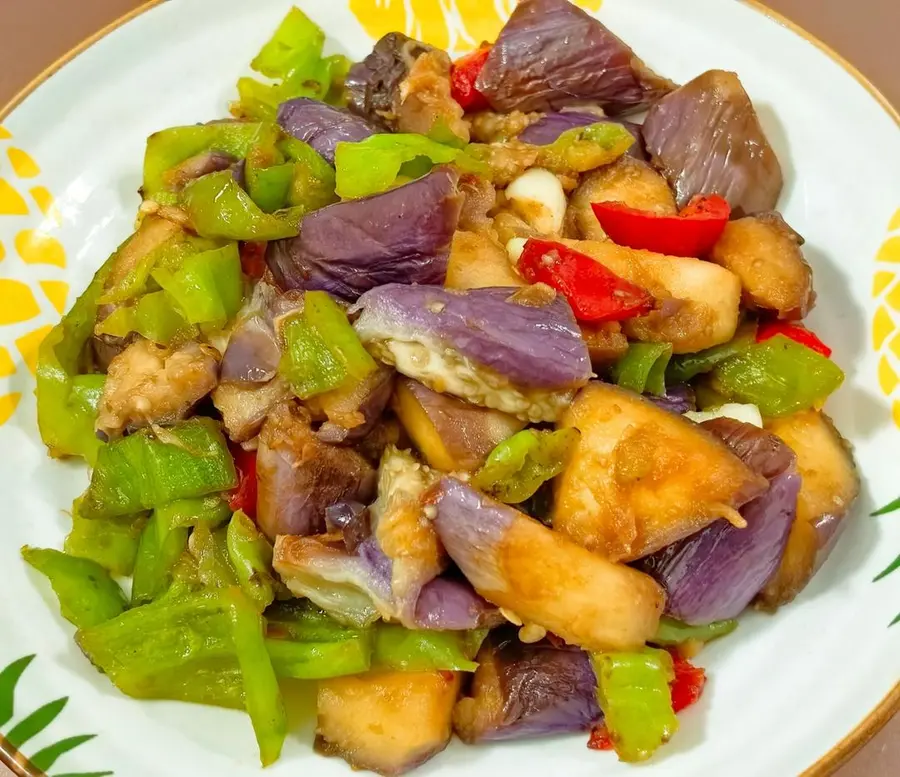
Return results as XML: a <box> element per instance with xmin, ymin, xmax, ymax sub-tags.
<box><xmin>256</xmin><ymin>402</ymin><xmax>377</xmax><ymax>541</ymax></box>
<box><xmin>518</xmin><ymin>113</ymin><xmax>647</xmax><ymax>159</ymax></box>
<box><xmin>277</xmin><ymin>98</ymin><xmax>378</xmax><ymax>165</ymax></box>
<box><xmin>266</xmin><ymin>168</ymin><xmax>462</xmax><ymax>301</ymax></box>
<box><xmin>475</xmin><ymin>0</ymin><xmax>675</xmax><ymax>115</ymax></box>
<box><xmin>455</xmin><ymin>631</ymin><xmax>601</xmax><ymax>743</ymax></box>
<box><xmin>637</xmin><ymin>419</ymin><xmax>800</xmax><ymax>625</ymax></box>
<box><xmin>646</xmin><ymin>384</ymin><xmax>696</xmax><ymax>415</ymax></box>
<box><xmin>643</xmin><ymin>70</ymin><xmax>784</xmax><ymax>216</ymax></box>
<box><xmin>414</xmin><ymin>577</ymin><xmax>503</xmax><ymax>631</ymax></box>
<box><xmin>352</xmin><ymin>285</ymin><xmax>591</xmax><ymax>392</ymax></box>
<box><xmin>314</xmin><ymin>367</ymin><xmax>396</xmax><ymax>444</ymax></box>
<box><xmin>219</xmin><ymin>281</ymin><xmax>282</xmax><ymax>384</ymax></box>
<box><xmin>325</xmin><ymin>501</ymin><xmax>371</xmax><ymax>554</ymax></box>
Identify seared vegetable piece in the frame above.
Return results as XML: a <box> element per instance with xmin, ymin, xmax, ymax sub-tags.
<box><xmin>553</xmin><ymin>383</ymin><xmax>767</xmax><ymax>561</ymax></box>
<box><xmin>413</xmin><ymin>577</ymin><xmax>502</xmax><ymax>631</ymax></box>
<box><xmin>708</xmin><ymin>334</ymin><xmax>844</xmax><ymax>417</ymax></box>
<box><xmin>266</xmin><ymin>168</ymin><xmax>462</xmax><ymax>301</ymax></box>
<box><xmin>454</xmin><ymin>631</ymin><xmax>601</xmax><ymax>742</ymax></box>
<box><xmin>611</xmin><ymin>343</ymin><xmax>673</xmax><ymax>397</ymax></box>
<box><xmin>64</xmin><ymin>494</ymin><xmax>146</xmax><ymax>576</ymax></box>
<box><xmin>431</xmin><ymin>478</ymin><xmax>664</xmax><ymax>651</ymax></box>
<box><xmin>21</xmin><ymin>547</ymin><xmax>127</xmax><ymax>629</ymax></box>
<box><xmin>565</xmin><ymin>157</ymin><xmax>675</xmax><ymax>240</ymax></box>
<box><xmin>256</xmin><ymin>402</ymin><xmax>376</xmax><ymax>540</ymax></box>
<box><xmin>212</xmin><ymin>378</ymin><xmax>292</xmax><ymax>443</ymax></box>
<box><xmin>475</xmin><ymin>0</ymin><xmax>675</xmax><ymax>114</ymax></box>
<box><xmin>558</xmin><ymin>239</ymin><xmax>742</xmax><ymax>354</ymax></box>
<box><xmin>520</xmin><ymin>113</ymin><xmax>645</xmax><ymax>157</ymax></box>
<box><xmin>315</xmin><ymin>671</ymin><xmax>460</xmax><ymax>776</ymax></box>
<box><xmin>353</xmin><ymin>284</ymin><xmax>591</xmax><ymax>423</ymax></box>
<box><xmin>468</xmin><ymin>109</ymin><xmax>541</xmax><ymax>144</ymax></box>
<box><xmin>394</xmin><ymin>48</ymin><xmax>470</xmax><ymax>142</ymax></box>
<box><xmin>131</xmin><ymin>510</ymin><xmax>189</xmax><ymax>605</ymax></box>
<box><xmin>158</xmin><ymin>495</ymin><xmax>232</xmax><ymax>529</ymax></box>
<box><xmin>666</xmin><ymin>322</ymin><xmax>757</xmax><ymax>383</ymax></box>
<box><xmin>227</xmin><ymin>510</ymin><xmax>277</xmax><ymax>611</ymax></box>
<box><xmin>95</xmin><ymin>339</ymin><xmax>219</xmax><ymax>439</ymax></box>
<box><xmin>81</xmin><ymin>418</ymin><xmax>237</xmax><ymax>520</ymax></box>
<box><xmin>265</xmin><ymin>599</ymin><xmax>363</xmax><ymax>642</ymax></box>
<box><xmin>392</xmin><ymin>378</ymin><xmax>525</xmax><ymax>472</ymax></box>
<box><xmin>325</xmin><ymin>501</ymin><xmax>371</xmax><ymax>553</ymax></box>
<box><xmin>643</xmin><ymin>70</ymin><xmax>783</xmax><ymax>215</ymax></box>
<box><xmin>709</xmin><ymin>212</ymin><xmax>814</xmax><ymax>320</ymax></box>
<box><xmin>373</xmin><ymin>625</ymin><xmax>484</xmax><ymax>672</ymax></box>
<box><xmin>473</xmin><ymin>428</ymin><xmax>579</xmax><ymax>504</ymax></box>
<box><xmin>647</xmin><ymin>384</ymin><xmax>697</xmax><ymax>415</ymax></box>
<box><xmin>758</xmin><ymin>411</ymin><xmax>859</xmax><ymax>608</ymax></box>
<box><xmin>312</xmin><ymin>365</ymin><xmax>396</xmax><ymax>444</ymax></box>
<box><xmin>277</xmin><ymin>97</ymin><xmax>378</xmax><ymax>165</ymax></box>
<box><xmin>639</xmin><ymin>419</ymin><xmax>800</xmax><ymax>624</ymax></box>
<box><xmin>651</xmin><ymin>617</ymin><xmax>738</xmax><ymax>647</ymax></box>
<box><xmin>94</xmin><ymin>291</ymin><xmax>193</xmax><ymax>346</ymax></box>
<box><xmin>219</xmin><ymin>281</ymin><xmax>281</xmax><ymax>384</ymax></box>
<box><xmin>265</xmin><ymin>635</ymin><xmax>372</xmax><ymax>680</ymax></box>
<box><xmin>446</xmin><ymin>231</ymin><xmax>526</xmax><ymax>291</ymax></box>
<box><xmin>592</xmin><ymin>649</ymin><xmax>678</xmax><ymax>763</ymax></box>
<box><xmin>581</xmin><ymin>321</ymin><xmax>629</xmax><ymax>368</ymax></box>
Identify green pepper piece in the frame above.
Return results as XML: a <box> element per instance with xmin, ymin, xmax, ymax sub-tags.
<box><xmin>228</xmin><ymin>588</ymin><xmax>287</xmax><ymax>767</ymax></box>
<box><xmin>190</xmin><ymin>523</ymin><xmax>239</xmax><ymax>591</ymax></box>
<box><xmin>265</xmin><ymin>600</ymin><xmax>365</xmax><ymax>642</ymax></box>
<box><xmin>152</xmin><ymin>243</ymin><xmax>245</xmax><ymax>328</ymax></box>
<box><xmin>651</xmin><ymin>617</ymin><xmax>738</xmax><ymax>647</ymax></box>
<box><xmin>81</xmin><ymin>418</ymin><xmax>237</xmax><ymax>519</ymax></box>
<box><xmin>305</xmin><ymin>291</ymin><xmax>377</xmax><ymax>382</ymax></box>
<box><xmin>265</xmin><ymin>636</ymin><xmax>372</xmax><ymax>680</ymax></box>
<box><xmin>95</xmin><ymin>291</ymin><xmax>195</xmax><ymax>345</ymax></box>
<box><xmin>279</xmin><ymin>136</ymin><xmax>337</xmax><ymax>211</ymax></box>
<box><xmin>372</xmin><ymin>625</ymin><xmax>486</xmax><ymax>672</ymax></box>
<box><xmin>279</xmin><ymin>316</ymin><xmax>347</xmax><ymax>399</ymax></box>
<box><xmin>539</xmin><ymin>122</ymin><xmax>635</xmax><ymax>173</ymax></box>
<box><xmin>227</xmin><ymin>511</ymin><xmax>277</xmax><ymax>611</ymax></box>
<box><xmin>473</xmin><ymin>428</ymin><xmax>580</xmax><ymax>504</ymax></box>
<box><xmin>21</xmin><ymin>547</ymin><xmax>126</xmax><ymax>629</ymax></box>
<box><xmin>666</xmin><ymin>323</ymin><xmax>758</xmax><ymax>384</ymax></box>
<box><xmin>157</xmin><ymin>495</ymin><xmax>233</xmax><ymax>530</ymax></box>
<box><xmin>132</xmin><ymin>510</ymin><xmax>190</xmax><ymax>606</ymax></box>
<box><xmin>323</xmin><ymin>54</ymin><xmax>352</xmax><ymax>107</ymax></box>
<box><xmin>250</xmin><ymin>7</ymin><xmax>325</xmax><ymax>80</ymax></box>
<box><xmin>247</xmin><ymin>162</ymin><xmax>295</xmax><ymax>213</ymax></box>
<box><xmin>709</xmin><ymin>334</ymin><xmax>845</xmax><ymax>417</ymax></box>
<box><xmin>64</xmin><ymin>496</ymin><xmax>147</xmax><ymax>576</ymax></box>
<box><xmin>612</xmin><ymin>342</ymin><xmax>673</xmax><ymax>396</ymax></box>
<box><xmin>591</xmin><ymin>649</ymin><xmax>679</xmax><ymax>763</ymax></box>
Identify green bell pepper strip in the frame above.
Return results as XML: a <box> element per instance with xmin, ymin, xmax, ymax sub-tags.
<box><xmin>472</xmin><ymin>428</ymin><xmax>580</xmax><ymax>504</ymax></box>
<box><xmin>95</xmin><ymin>291</ymin><xmax>194</xmax><ymax>345</ymax></box>
<box><xmin>372</xmin><ymin>626</ymin><xmax>486</xmax><ymax>672</ymax></box>
<box><xmin>131</xmin><ymin>510</ymin><xmax>190</xmax><ymax>606</ymax></box>
<box><xmin>265</xmin><ymin>600</ymin><xmax>364</xmax><ymax>642</ymax></box>
<box><xmin>227</xmin><ymin>510</ymin><xmax>277</xmax><ymax>611</ymax></box>
<box><xmin>666</xmin><ymin>322</ymin><xmax>757</xmax><ymax>384</ymax></box>
<box><xmin>265</xmin><ymin>636</ymin><xmax>372</xmax><ymax>680</ymax></box>
<box><xmin>152</xmin><ymin>243</ymin><xmax>245</xmax><ymax>328</ymax></box>
<box><xmin>591</xmin><ymin>649</ymin><xmax>679</xmax><ymax>763</ymax></box>
<box><xmin>64</xmin><ymin>496</ymin><xmax>147</xmax><ymax>577</ymax></box>
<box><xmin>333</xmin><ymin>133</ymin><xmax>488</xmax><ymax>199</ymax></box>
<box><xmin>279</xmin><ymin>136</ymin><xmax>338</xmax><ymax>210</ymax></box>
<box><xmin>651</xmin><ymin>617</ymin><xmax>738</xmax><ymax>647</ymax></box>
<box><xmin>81</xmin><ymin>418</ymin><xmax>237</xmax><ymax>519</ymax></box>
<box><xmin>279</xmin><ymin>316</ymin><xmax>347</xmax><ymax>399</ymax></box>
<box><xmin>182</xmin><ymin>171</ymin><xmax>305</xmax><ymax>241</ymax></box>
<box><xmin>247</xmin><ymin>162</ymin><xmax>295</xmax><ymax>213</ymax></box>
<box><xmin>709</xmin><ymin>334</ymin><xmax>845</xmax><ymax>417</ymax></box>
<box><xmin>189</xmin><ymin>523</ymin><xmax>239</xmax><ymax>591</ymax></box>
<box><xmin>538</xmin><ymin>122</ymin><xmax>635</xmax><ymax>174</ymax></box>
<box><xmin>250</xmin><ymin>6</ymin><xmax>325</xmax><ymax>79</ymax></box>
<box><xmin>305</xmin><ymin>291</ymin><xmax>377</xmax><ymax>381</ymax></box>
<box><xmin>612</xmin><ymin>342</ymin><xmax>673</xmax><ymax>396</ymax></box>
<box><xmin>228</xmin><ymin>588</ymin><xmax>287</xmax><ymax>767</ymax></box>
<box><xmin>158</xmin><ymin>495</ymin><xmax>233</xmax><ymax>530</ymax></box>
<box><xmin>21</xmin><ymin>547</ymin><xmax>126</xmax><ymax>629</ymax></box>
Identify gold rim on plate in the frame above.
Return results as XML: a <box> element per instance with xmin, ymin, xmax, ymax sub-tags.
<box><xmin>0</xmin><ymin>2</ymin><xmax>897</xmax><ymax>777</ymax></box>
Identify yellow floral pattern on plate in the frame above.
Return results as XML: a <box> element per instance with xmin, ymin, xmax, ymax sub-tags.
<box><xmin>872</xmin><ymin>207</ymin><xmax>900</xmax><ymax>426</ymax></box>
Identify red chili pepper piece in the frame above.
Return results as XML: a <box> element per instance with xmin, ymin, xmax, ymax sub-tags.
<box><xmin>240</xmin><ymin>241</ymin><xmax>268</xmax><ymax>280</ymax></box>
<box><xmin>756</xmin><ymin>320</ymin><xmax>832</xmax><ymax>358</ymax></box>
<box><xmin>450</xmin><ymin>46</ymin><xmax>492</xmax><ymax>112</ymax></box>
<box><xmin>229</xmin><ymin>445</ymin><xmax>258</xmax><ymax>519</ymax></box>
<box><xmin>669</xmin><ymin>651</ymin><xmax>707</xmax><ymax>713</ymax></box>
<box><xmin>587</xmin><ymin>724</ymin><xmax>615</xmax><ymax>751</ymax></box>
<box><xmin>591</xmin><ymin>195</ymin><xmax>731</xmax><ymax>258</ymax></box>
<box><xmin>518</xmin><ymin>238</ymin><xmax>654</xmax><ymax>323</ymax></box>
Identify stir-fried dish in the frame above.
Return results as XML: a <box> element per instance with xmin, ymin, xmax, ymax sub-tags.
<box><xmin>24</xmin><ymin>1</ymin><xmax>861</xmax><ymax>772</ymax></box>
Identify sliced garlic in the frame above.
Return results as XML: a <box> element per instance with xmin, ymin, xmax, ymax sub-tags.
<box><xmin>505</xmin><ymin>168</ymin><xmax>567</xmax><ymax>236</ymax></box>
<box><xmin>685</xmin><ymin>403</ymin><xmax>764</xmax><ymax>428</ymax></box>
<box><xmin>506</xmin><ymin>237</ymin><xmax>528</xmax><ymax>264</ymax></box>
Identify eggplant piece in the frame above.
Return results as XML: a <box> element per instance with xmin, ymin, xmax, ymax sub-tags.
<box><xmin>643</xmin><ymin>70</ymin><xmax>783</xmax><ymax>215</ymax></box>
<box><xmin>211</xmin><ymin>376</ymin><xmax>291</xmax><ymax>443</ymax></box>
<box><xmin>553</xmin><ymin>383</ymin><xmax>768</xmax><ymax>562</ymax></box>
<box><xmin>709</xmin><ymin>212</ymin><xmax>814</xmax><ymax>320</ymax></box>
<box><xmin>325</xmin><ymin>501</ymin><xmax>371</xmax><ymax>553</ymax></box>
<box><xmin>277</xmin><ymin>97</ymin><xmax>378</xmax><ymax>165</ymax></box>
<box><xmin>219</xmin><ymin>281</ymin><xmax>282</xmax><ymax>384</ymax></box>
<box><xmin>559</xmin><ymin>239</ymin><xmax>741</xmax><ymax>353</ymax></box>
<box><xmin>256</xmin><ymin>402</ymin><xmax>377</xmax><ymax>540</ymax></box>
<box><xmin>161</xmin><ymin>150</ymin><xmax>237</xmax><ymax>192</ymax></box>
<box><xmin>392</xmin><ymin>377</ymin><xmax>526</xmax><ymax>472</ymax></box>
<box><xmin>309</xmin><ymin>366</ymin><xmax>396</xmax><ymax>444</ymax></box>
<box><xmin>316</xmin><ymin>671</ymin><xmax>460</xmax><ymax>776</ymax></box>
<box><xmin>757</xmin><ymin>411</ymin><xmax>859</xmax><ymax>608</ymax></box>
<box><xmin>519</xmin><ymin>113</ymin><xmax>646</xmax><ymax>160</ymax></box>
<box><xmin>95</xmin><ymin>339</ymin><xmax>219</xmax><ymax>439</ymax></box>
<box><xmin>266</xmin><ymin>168</ymin><xmax>462</xmax><ymax>301</ymax></box>
<box><xmin>414</xmin><ymin>577</ymin><xmax>503</xmax><ymax>631</ymax></box>
<box><xmin>564</xmin><ymin>157</ymin><xmax>676</xmax><ymax>241</ymax></box>
<box><xmin>431</xmin><ymin>477</ymin><xmax>664</xmax><ymax>651</ymax></box>
<box><xmin>580</xmin><ymin>322</ymin><xmax>629</xmax><ymax>369</ymax></box>
<box><xmin>638</xmin><ymin>419</ymin><xmax>800</xmax><ymax>624</ymax></box>
<box><xmin>647</xmin><ymin>383</ymin><xmax>697</xmax><ymax>415</ymax></box>
<box><xmin>445</xmin><ymin>231</ymin><xmax>525</xmax><ymax>290</ymax></box>
<box><xmin>352</xmin><ymin>284</ymin><xmax>591</xmax><ymax>422</ymax></box>
<box><xmin>454</xmin><ymin>631</ymin><xmax>601</xmax><ymax>742</ymax></box>
<box><xmin>475</xmin><ymin>0</ymin><xmax>675</xmax><ymax>114</ymax></box>
<box><xmin>469</xmin><ymin>111</ymin><xmax>542</xmax><ymax>144</ymax></box>
<box><xmin>394</xmin><ymin>49</ymin><xmax>469</xmax><ymax>142</ymax></box>
<box><xmin>457</xmin><ymin>174</ymin><xmax>498</xmax><ymax>235</ymax></box>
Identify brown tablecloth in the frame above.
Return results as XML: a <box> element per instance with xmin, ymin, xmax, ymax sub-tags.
<box><xmin>0</xmin><ymin>1</ymin><xmax>896</xmax><ymax>775</ymax></box>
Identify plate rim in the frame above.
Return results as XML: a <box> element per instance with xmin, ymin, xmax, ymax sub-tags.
<box><xmin>0</xmin><ymin>1</ymin><xmax>896</xmax><ymax>776</ymax></box>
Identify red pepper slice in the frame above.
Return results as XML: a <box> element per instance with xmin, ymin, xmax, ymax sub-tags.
<box><xmin>518</xmin><ymin>239</ymin><xmax>654</xmax><ymax>323</ymax></box>
<box><xmin>591</xmin><ymin>195</ymin><xmax>731</xmax><ymax>258</ymax></box>
<box><xmin>229</xmin><ymin>445</ymin><xmax>258</xmax><ymax>519</ymax></box>
<box><xmin>669</xmin><ymin>651</ymin><xmax>707</xmax><ymax>713</ymax></box>
<box><xmin>587</xmin><ymin>724</ymin><xmax>615</xmax><ymax>751</ymax></box>
<box><xmin>240</xmin><ymin>241</ymin><xmax>268</xmax><ymax>280</ymax></box>
<box><xmin>756</xmin><ymin>320</ymin><xmax>832</xmax><ymax>358</ymax></box>
<box><xmin>450</xmin><ymin>46</ymin><xmax>492</xmax><ymax>112</ymax></box>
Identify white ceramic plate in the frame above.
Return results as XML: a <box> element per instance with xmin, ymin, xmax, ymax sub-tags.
<box><xmin>1</xmin><ymin>1</ymin><xmax>899</xmax><ymax>775</ymax></box>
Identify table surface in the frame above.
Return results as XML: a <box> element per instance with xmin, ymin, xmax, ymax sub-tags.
<box><xmin>0</xmin><ymin>1</ymin><xmax>897</xmax><ymax>776</ymax></box>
